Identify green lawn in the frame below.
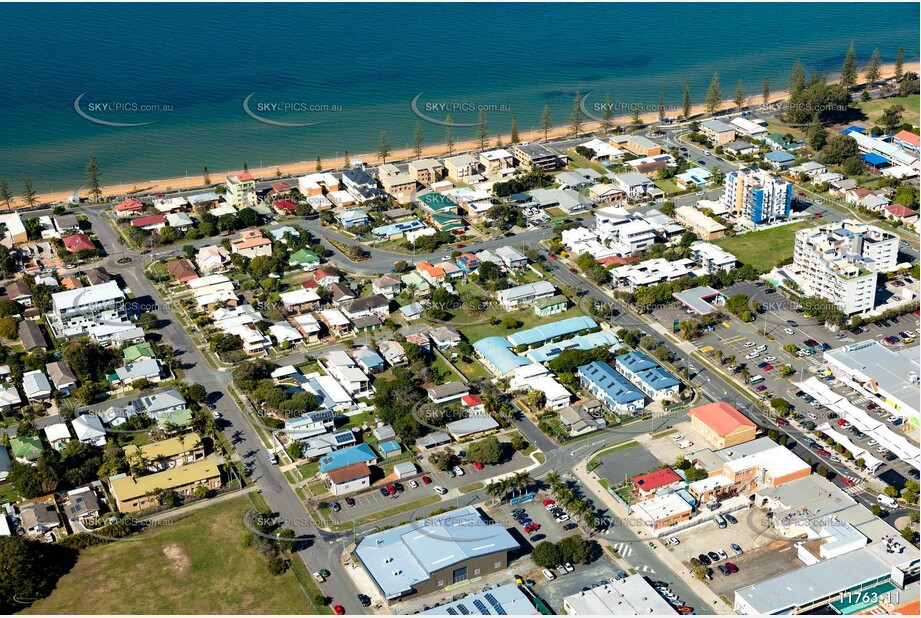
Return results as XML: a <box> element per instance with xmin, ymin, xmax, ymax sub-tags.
<box><xmin>715</xmin><ymin>221</ymin><xmax>814</xmax><ymax>272</ymax></box>
<box><xmin>563</xmin><ymin>149</ymin><xmax>608</xmax><ymax>175</ymax></box>
<box><xmin>24</xmin><ymin>496</ymin><xmax>312</xmax><ymax>615</ymax></box>
<box><xmin>0</xmin><ymin>482</ymin><xmax>20</xmax><ymax>503</ymax></box>
<box><xmin>459</xmin><ymin>305</ymin><xmax>588</xmax><ymax>344</ymax></box>
<box><xmin>857</xmin><ymin>94</ymin><xmax>919</xmax><ymax>128</ymax></box>
<box><xmin>338</xmin><ymin>410</ymin><xmax>377</xmax><ymax>431</ymax></box>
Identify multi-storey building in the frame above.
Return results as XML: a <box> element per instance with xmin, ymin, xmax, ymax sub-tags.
<box><xmin>50</xmin><ymin>280</ymin><xmax>128</xmax><ymax>338</ymax></box>
<box><xmin>226</xmin><ymin>173</ymin><xmax>256</xmax><ymax>208</ymax></box>
<box><xmin>722</xmin><ymin>168</ymin><xmax>792</xmax><ymax>227</ymax></box>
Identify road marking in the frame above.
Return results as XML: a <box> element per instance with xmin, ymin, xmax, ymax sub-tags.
<box><xmin>724</xmin><ymin>336</ymin><xmax>746</xmax><ymax>345</ymax></box>
<box><xmin>610</xmin><ymin>542</ymin><xmax>634</xmax><ymax>557</ymax></box>
<box><xmin>636</xmin><ymin>565</ymin><xmax>656</xmax><ymax>573</ymax></box>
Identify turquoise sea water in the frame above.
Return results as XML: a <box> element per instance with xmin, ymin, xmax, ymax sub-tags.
<box><xmin>0</xmin><ymin>2</ymin><xmax>917</xmax><ymax>190</ymax></box>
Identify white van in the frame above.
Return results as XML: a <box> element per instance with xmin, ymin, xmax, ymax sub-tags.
<box><xmin>877</xmin><ymin>494</ymin><xmax>898</xmax><ymax>509</ymax></box>
<box><xmin>677</xmin><ymin>440</ymin><xmax>694</xmax><ymax>449</ymax></box>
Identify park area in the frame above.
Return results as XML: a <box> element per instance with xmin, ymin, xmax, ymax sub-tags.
<box><xmin>23</xmin><ymin>496</ymin><xmax>314</xmax><ymax>615</ymax></box>
<box><xmin>715</xmin><ymin>221</ymin><xmax>813</xmax><ymax>272</ymax></box>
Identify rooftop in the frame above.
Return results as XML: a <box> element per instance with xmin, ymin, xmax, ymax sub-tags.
<box><xmin>688</xmin><ymin>402</ymin><xmax>756</xmax><ymax>437</ymax></box>
<box><xmin>109</xmin><ymin>459</ymin><xmax>220</xmax><ymax>501</ymax></box>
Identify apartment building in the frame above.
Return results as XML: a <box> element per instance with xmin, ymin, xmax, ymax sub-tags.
<box><xmin>478</xmin><ymin>148</ymin><xmax>514</xmax><ymax>174</ymax></box>
<box><xmin>50</xmin><ymin>280</ymin><xmax>128</xmax><ymax>338</ymax></box>
<box><xmin>226</xmin><ymin>173</ymin><xmax>256</xmax><ymax>208</ymax></box>
<box><xmin>674</xmin><ymin>205</ymin><xmax>727</xmax><ymax>241</ymax></box>
<box><xmin>722</xmin><ymin>168</ymin><xmax>792</xmax><ymax>227</ymax></box>
<box><xmin>381</xmin><ymin>173</ymin><xmax>417</xmax><ymax>204</ymax></box>
<box><xmin>510</xmin><ymin>142</ymin><xmax>562</xmax><ymax>171</ymax></box>
<box><xmin>689</xmin><ymin>241</ymin><xmax>737</xmax><ymax>273</ymax></box>
<box><xmin>408</xmin><ymin>159</ymin><xmax>445</xmax><ymax>184</ymax></box>
<box><xmin>610</xmin><ymin>134</ymin><xmax>661</xmax><ymax>157</ymax></box>
<box><xmin>792</xmin><ymin>220</ymin><xmax>898</xmax><ymax>314</ymax></box>
<box><xmin>700</xmin><ymin>119</ymin><xmax>737</xmax><ymax>145</ymax></box>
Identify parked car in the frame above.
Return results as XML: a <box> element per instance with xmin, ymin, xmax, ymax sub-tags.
<box><xmin>333</xmin><ymin>606</ymin><xmax>345</xmax><ymax>616</ymax></box>
<box><xmin>668</xmin><ymin>536</ymin><xmax>680</xmax><ymax>545</ymax></box>
<box><xmin>543</xmin><ymin>499</ymin><xmax>556</xmax><ymax>507</ymax></box>
<box><xmin>434</xmin><ymin>486</ymin><xmax>448</xmax><ymax>495</ymax></box>
<box><xmin>563</xmin><ymin>523</ymin><xmax>578</xmax><ymax>531</ymax></box>
<box><xmin>725</xmin><ymin>562</ymin><xmax>739</xmax><ymax>574</ymax></box>
<box><xmin>530</xmin><ymin>533</ymin><xmax>545</xmax><ymax>542</ymax></box>
<box><xmin>718</xmin><ymin>565</ymin><xmax>730</xmax><ymax>576</ymax></box>
<box><xmin>725</xmin><ymin>514</ymin><xmax>738</xmax><ymax>525</ymax></box>
<box><xmin>379</xmin><ymin>487</ymin><xmax>390</xmax><ymax>497</ymax></box>
<box><xmin>542</xmin><ymin>569</ymin><xmax>555</xmax><ymax>581</ymax></box>
<box><xmin>332</xmin><ymin>501</ymin><xmax>341</xmax><ymax>512</ymax></box>
<box><xmin>408</xmin><ymin>480</ymin><xmax>419</xmax><ymax>489</ymax></box>
<box><xmin>731</xmin><ymin>543</ymin><xmax>743</xmax><ymax>555</ymax></box>
<box><xmin>345</xmin><ymin>497</ymin><xmax>355</xmax><ymax>507</ymax></box>
<box><xmin>421</xmin><ymin>475</ymin><xmax>432</xmax><ymax>485</ymax></box>
<box><xmin>472</xmin><ymin>461</ymin><xmax>484</xmax><ymax>470</ymax></box>
<box><xmin>564</xmin><ymin>562</ymin><xmax>574</xmax><ymax>573</ymax></box>
<box><xmin>697</xmin><ymin>553</ymin><xmax>711</xmax><ymax>566</ymax></box>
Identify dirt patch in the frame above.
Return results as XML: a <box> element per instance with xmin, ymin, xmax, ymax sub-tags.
<box><xmin>162</xmin><ymin>543</ymin><xmax>191</xmax><ymax>575</ymax></box>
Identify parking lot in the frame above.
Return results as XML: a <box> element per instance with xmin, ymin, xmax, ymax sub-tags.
<box><xmin>638</xmin><ymin>422</ymin><xmax>707</xmax><ymax>465</ymax></box>
<box><xmin>424</xmin><ymin>450</ymin><xmax>535</xmax><ymax>492</ymax></box>
<box><xmin>533</xmin><ymin>554</ymin><xmax>623</xmax><ymax>613</ymax></box>
<box><xmin>485</xmin><ymin>493</ymin><xmax>583</xmax><ymax>549</ymax></box>
<box><xmin>665</xmin><ymin>506</ymin><xmax>796</xmax><ymax>596</ymax></box>
<box><xmin>595</xmin><ymin>443</ymin><xmax>662</xmax><ymax>488</ymax></box>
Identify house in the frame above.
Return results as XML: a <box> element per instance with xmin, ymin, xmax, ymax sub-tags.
<box><xmin>765</xmin><ymin>132</ymin><xmax>796</xmax><ymax>151</ymax></box>
<box><xmin>610</xmin><ymin>135</ymin><xmax>661</xmax><ymax>157</ymax></box>
<box><xmin>337</xmin><ymin>208</ymin><xmax>370</xmax><ymax>228</ymax></box>
<box><xmin>700</xmin><ymin>120</ymin><xmax>736</xmax><ymax>145</ymax></box>
<box><xmin>313</xmin><ymin>267</ymin><xmax>342</xmax><ymax>287</ymax></box>
<box><xmin>408</xmin><ymin>159</ymin><xmax>446</xmax><ymax>184</ymax></box>
<box><xmin>764</xmin><ymin>150</ymin><xmax>796</xmax><ymax>170</ymax></box>
<box><xmin>18</xmin><ymin>499</ymin><xmax>63</xmax><ymax>538</ymax></box>
<box><xmin>85</xmin><ymin>267</ymin><xmax>111</xmax><ymax>286</ymax></box>
<box><xmin>495</xmin><ymin>246</ymin><xmax>527</xmax><ymax>269</ymax></box>
<box><xmin>291</xmin><ymin>313</ymin><xmax>322</xmax><ymax>341</ymax></box>
<box><xmin>789</xmin><ymin>161</ymin><xmax>827</xmax><ymax>177</ymax></box>
<box><xmin>533</xmin><ymin>294</ymin><xmax>568</xmax><ymax>317</ymax></box>
<box><xmin>416</xmin><ymin>431</ymin><xmax>451</xmax><ymax>450</ymax></box>
<box><xmin>109</xmin><ymin>459</ymin><xmax>221</xmax><ymax>513</ymax></box>
<box><xmin>578</xmin><ymin>138</ymin><xmax>624</xmax><ymax>162</ymax></box>
<box><xmin>400</xmin><ymin>271</ymin><xmax>431</xmax><ymax>296</ymax></box>
<box><xmin>54</xmin><ymin>214</ymin><xmax>80</xmax><ymax>234</ymax></box>
<box><xmin>317</xmin><ymin>309</ymin><xmax>352</xmax><ymax>338</ymax></box>
<box><xmin>11</xmin><ymin>436</ymin><xmax>43</xmax><ymax>463</ymax></box>
<box><xmin>298</xmin><ymin>172</ymin><xmax>340</xmax><ymax>196</ymax></box>
<box><xmin>226</xmin><ymin>173</ymin><xmax>256</xmax><ymax>208</ymax></box>
<box><xmin>268</xmin><ymin>322</ymin><xmax>303</xmax><ymax>345</ymax></box>
<box><xmin>272</xmin><ymin>198</ymin><xmax>298</xmax><ymax>216</ymax></box>
<box><xmin>43</xmin><ymin>423</ymin><xmax>72</xmax><ymax>451</ymax></box>
<box><xmin>415</xmin><ymin>261</ymin><xmax>446</xmax><ymax>286</ymax></box>
<box><xmin>165</xmin><ymin>212</ymin><xmax>194</xmax><ymax>230</ymax></box>
<box><xmin>22</xmin><ymin>370</ymin><xmax>52</xmax><ymax>401</ymax></box>
<box><xmin>4</xmin><ymin>280</ymin><xmax>33</xmax><ymax>307</ymax></box>
<box><xmin>165</xmin><ymin>259</ymin><xmax>199</xmax><ymax>283</ymax></box>
<box><xmin>446</xmin><ymin>415</ymin><xmax>499</xmax><ymax>440</ymax></box>
<box><xmin>479</xmin><ymin>149</ymin><xmax>514</xmax><ymax>174</ymax></box>
<box><xmin>342</xmin><ymin>167</ymin><xmax>378</xmax><ymax>193</ymax></box>
<box><xmin>729</xmin><ymin>116</ymin><xmax>768</xmax><ymax>137</ymax></box>
<box><xmin>123</xmin><ymin>342</ymin><xmax>156</xmax><ymax>363</ymax></box>
<box><xmin>558</xmin><ymin>400</ymin><xmax>606</xmax><ymax>436</ymax></box>
<box><xmin>324</xmin><ymin>462</ymin><xmax>372</xmax><ymax>496</ymax></box>
<box><xmin>613</xmin><ymin>172</ymin><xmax>657</xmax><ymax>198</ymax></box>
<box><xmin>675</xmin><ymin>167</ymin><xmax>713</xmax><ymax>189</ymax></box>
<box><xmin>61</xmin><ymin>487</ymin><xmax>101</xmax><ymax>526</ymax></box>
<box><xmin>724</xmin><ymin>140</ymin><xmax>758</xmax><ymax>156</ymax></box>
<box><xmin>45</xmin><ymin>361</ymin><xmax>77</xmax><ymax>395</ymax></box>
<box><xmin>455</xmin><ymin>253</ymin><xmax>481</xmax><ymax>273</ymax></box>
<box><xmin>527</xmin><ymin>187</ymin><xmax>588</xmax><ymax>214</ymax></box>
<box><xmin>341</xmin><ymin>294</ymin><xmax>389</xmax><ymax>320</ymax></box>
<box><xmin>577</xmin><ymin>361</ymin><xmax>644</xmax><ymax>414</ymax></box>
<box><xmin>427</xmin><ymin>381</ymin><xmax>470</xmax><ymax>404</ymax></box>
<box><xmin>429</xmin><ymin>326</ymin><xmax>461</xmax><ymax>350</ymax></box>
<box><xmin>400</xmin><ymin>301</ymin><xmax>425</xmax><ymax>321</ymax></box>
<box><xmin>884</xmin><ymin>203</ymin><xmax>919</xmax><ymax>224</ymax></box>
<box><xmin>62</xmin><ymin>233</ymin><xmax>95</xmax><ymax>253</ymax></box>
<box><xmin>353</xmin><ymin>346</ymin><xmax>385</xmax><ymax>373</ymax></box>
<box><xmin>461</xmin><ymin>394</ymin><xmax>485</xmax><ymax>415</ymax></box>
<box><xmin>444</xmin><ymin>154</ymin><xmax>479</xmax><ymax>180</ymax></box>
<box><xmin>379</xmin><ymin>340</ymin><xmax>407</xmax><ymax>366</ymax></box>
<box><xmin>230</xmin><ymin>229</ymin><xmax>272</xmax><ymax>258</ymax></box>
<box><xmin>124</xmin><ymin>432</ymin><xmax>205</xmax><ymax>472</ymax></box>
<box><xmin>71</xmin><ymin>414</ymin><xmax>107</xmax><ymax>447</ymax></box>
<box><xmin>688</xmin><ymin>402</ymin><xmax>757</xmax><ymax>449</ymax></box>
<box><xmin>0</xmin><ymin>385</ymin><xmax>22</xmax><ymax>412</ymax></box>
<box><xmin>829</xmin><ymin>178</ymin><xmax>859</xmax><ymax>195</ymax></box>
<box><xmin>114</xmin><ymin>197</ymin><xmax>144</xmax><ymax>217</ymax></box>
<box><xmin>496</xmin><ymin>280</ymin><xmax>556</xmax><ymax>310</ymax></box>
<box><xmin>136</xmin><ymin>389</ymin><xmax>187</xmax><ymax>417</ymax></box>
<box><xmin>60</xmin><ymin>276</ymin><xmax>82</xmax><ymax>290</ymax></box>
<box><xmin>131</xmin><ymin>214</ymin><xmax>167</xmax><ymax>231</ymax></box>
<box><xmin>279</xmin><ymin>288</ymin><xmax>321</xmax><ymax>312</ymax></box>
<box><xmin>195</xmin><ymin>245</ymin><xmax>229</xmax><ymax>273</ymax></box>
<box><xmin>318</xmin><ymin>443</ymin><xmax>377</xmax><ymax>473</ymax></box>
<box><xmin>555</xmin><ymin>170</ymin><xmax>594</xmax><ymax>190</ymax></box>
<box><xmin>288</xmin><ymin>247</ymin><xmax>320</xmax><ymax>270</ymax></box>
<box><xmin>328</xmin><ymin>282</ymin><xmax>356</xmax><ymax>305</ymax></box>
<box><xmin>110</xmin><ymin>359</ymin><xmax>163</xmax><ymax>386</ymax></box>
<box><xmin>18</xmin><ymin>319</ymin><xmax>47</xmax><ymax>351</ymax></box>
<box><xmin>372</xmin><ymin>274</ymin><xmax>402</xmax><ymax>299</ymax></box>
<box><xmin>510</xmin><ymin>142</ymin><xmax>562</xmax><ymax>170</ymax></box>
<box><xmin>632</xmin><ymin>468</ymin><xmax>682</xmax><ymax>499</ymax></box>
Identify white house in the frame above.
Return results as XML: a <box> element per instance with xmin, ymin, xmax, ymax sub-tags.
<box><xmin>72</xmin><ymin>414</ymin><xmax>107</xmax><ymax>447</ymax></box>
<box><xmin>22</xmin><ymin>371</ymin><xmax>52</xmax><ymax>401</ymax></box>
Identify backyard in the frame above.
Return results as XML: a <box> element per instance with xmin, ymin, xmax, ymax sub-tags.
<box><xmin>715</xmin><ymin>220</ymin><xmax>813</xmax><ymax>272</ymax></box>
<box><xmin>23</xmin><ymin>496</ymin><xmax>315</xmax><ymax>615</ymax></box>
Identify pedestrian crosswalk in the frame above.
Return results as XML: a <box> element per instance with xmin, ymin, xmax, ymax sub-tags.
<box><xmin>609</xmin><ymin>541</ymin><xmax>634</xmax><ymax>557</ymax></box>
<box><xmin>636</xmin><ymin>565</ymin><xmax>656</xmax><ymax>574</ymax></box>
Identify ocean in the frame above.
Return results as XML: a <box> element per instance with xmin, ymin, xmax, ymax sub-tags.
<box><xmin>0</xmin><ymin>2</ymin><xmax>917</xmax><ymax>190</ymax></box>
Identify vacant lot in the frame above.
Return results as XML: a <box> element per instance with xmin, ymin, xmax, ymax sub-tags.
<box><xmin>715</xmin><ymin>221</ymin><xmax>813</xmax><ymax>272</ymax></box>
<box><xmin>857</xmin><ymin>94</ymin><xmax>919</xmax><ymax>128</ymax></box>
<box><xmin>25</xmin><ymin>496</ymin><xmax>309</xmax><ymax>615</ymax></box>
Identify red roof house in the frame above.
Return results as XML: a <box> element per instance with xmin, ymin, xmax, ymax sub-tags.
<box><xmin>885</xmin><ymin>203</ymin><xmax>919</xmax><ymax>222</ymax></box>
<box><xmin>273</xmin><ymin>198</ymin><xmax>298</xmax><ymax>214</ymax></box>
<box><xmin>632</xmin><ymin>468</ymin><xmax>682</xmax><ymax>496</ymax></box>
<box><xmin>114</xmin><ymin>197</ymin><xmax>143</xmax><ymax>216</ymax></box>
<box><xmin>131</xmin><ymin>214</ymin><xmax>167</xmax><ymax>229</ymax></box>
<box><xmin>62</xmin><ymin>234</ymin><xmax>95</xmax><ymax>252</ymax></box>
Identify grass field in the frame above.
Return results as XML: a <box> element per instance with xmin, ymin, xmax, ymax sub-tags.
<box><xmin>24</xmin><ymin>496</ymin><xmax>311</xmax><ymax>615</ymax></box>
<box><xmin>857</xmin><ymin>94</ymin><xmax>919</xmax><ymax>128</ymax></box>
<box><xmin>715</xmin><ymin>221</ymin><xmax>813</xmax><ymax>272</ymax></box>
<box><xmin>459</xmin><ymin>305</ymin><xmax>587</xmax><ymax>344</ymax></box>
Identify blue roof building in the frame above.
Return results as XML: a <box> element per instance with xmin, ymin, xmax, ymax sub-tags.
<box><xmin>764</xmin><ymin>151</ymin><xmax>796</xmax><ymax>169</ymax></box>
<box><xmin>372</xmin><ymin>219</ymin><xmax>426</xmax><ymax>239</ymax></box>
<box><xmin>473</xmin><ymin>336</ymin><xmax>533</xmax><ymax>377</ymax></box>
<box><xmin>839</xmin><ymin>126</ymin><xmax>866</xmax><ymax>135</ymax></box>
<box><xmin>377</xmin><ymin>440</ymin><xmax>402</xmax><ymax>458</ymax></box>
<box><xmin>525</xmin><ymin>330</ymin><xmax>619</xmax><ymax>363</ymax></box>
<box><xmin>355</xmin><ymin>505</ymin><xmax>520</xmax><ymax>600</ymax></box>
<box><xmin>615</xmin><ymin>351</ymin><xmax>681</xmax><ymax>401</ymax></box>
<box><xmin>319</xmin><ymin>443</ymin><xmax>377</xmax><ymax>473</ymax></box>
<box><xmin>506</xmin><ymin>316</ymin><xmax>597</xmax><ymax>348</ymax></box>
<box><xmin>861</xmin><ymin>152</ymin><xmax>889</xmax><ymax>168</ymax></box>
<box><xmin>577</xmin><ymin>361</ymin><xmax>644</xmax><ymax>413</ymax></box>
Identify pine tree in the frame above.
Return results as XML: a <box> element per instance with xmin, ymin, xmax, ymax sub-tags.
<box><xmin>0</xmin><ymin>178</ymin><xmax>11</xmax><ymax>209</ymax></box>
<box><xmin>203</xmin><ymin>166</ymin><xmax>211</xmax><ymax>185</ymax></box>
<box><xmin>841</xmin><ymin>40</ymin><xmax>858</xmax><ymax>89</ymax></box>
<box><xmin>243</xmin><ymin>162</ymin><xmax>249</xmax><ymax>172</ymax></box>
<box><xmin>895</xmin><ymin>47</ymin><xmax>905</xmax><ymax>81</ymax></box>
<box><xmin>475</xmin><ymin>109</ymin><xmax>489</xmax><ymax>151</ymax></box>
<box><xmin>789</xmin><ymin>59</ymin><xmax>806</xmax><ymax>97</ymax></box>
<box><xmin>682</xmin><ymin>81</ymin><xmax>692</xmax><ymax>119</ymax></box>
<box><xmin>377</xmin><ymin>131</ymin><xmax>391</xmax><ymax>163</ymax></box>
<box><xmin>864</xmin><ymin>48</ymin><xmax>881</xmax><ymax>84</ymax></box>
<box><xmin>631</xmin><ymin>105</ymin><xmax>642</xmax><ymax>128</ymax></box>
<box><xmin>657</xmin><ymin>89</ymin><xmax>665</xmax><ymax>122</ymax></box>
<box><xmin>601</xmin><ymin>93</ymin><xmax>614</xmax><ymax>130</ymax></box>
<box><xmin>570</xmin><ymin>92</ymin><xmax>583</xmax><ymax>135</ymax></box>
<box><xmin>86</xmin><ymin>152</ymin><xmax>102</xmax><ymax>201</ymax></box>
<box><xmin>510</xmin><ymin>116</ymin><xmax>520</xmax><ymax>143</ymax></box>
<box><xmin>444</xmin><ymin>116</ymin><xmax>454</xmax><ymax>155</ymax></box>
<box><xmin>762</xmin><ymin>77</ymin><xmax>770</xmax><ymax>106</ymax></box>
<box><xmin>704</xmin><ymin>72</ymin><xmax>723</xmax><ymax>114</ymax></box>
<box><xmin>412</xmin><ymin>122</ymin><xmax>424</xmax><ymax>158</ymax></box>
<box><xmin>315</xmin><ymin>156</ymin><xmax>322</xmax><ymax>172</ymax></box>
<box><xmin>734</xmin><ymin>80</ymin><xmax>746</xmax><ymax>110</ymax></box>
<box><xmin>495</xmin><ymin>134</ymin><xmax>504</xmax><ymax>148</ymax></box>
<box><xmin>539</xmin><ymin>106</ymin><xmax>552</xmax><ymax>141</ymax></box>
<box><xmin>343</xmin><ymin>150</ymin><xmax>350</xmax><ymax>167</ymax></box>
<box><xmin>22</xmin><ymin>172</ymin><xmax>36</xmax><ymax>207</ymax></box>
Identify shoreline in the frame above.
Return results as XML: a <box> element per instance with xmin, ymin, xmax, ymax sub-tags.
<box><xmin>5</xmin><ymin>61</ymin><xmax>916</xmax><ymax>210</ymax></box>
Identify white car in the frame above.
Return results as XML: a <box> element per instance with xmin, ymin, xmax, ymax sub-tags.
<box><xmin>887</xmin><ymin>416</ymin><xmax>899</xmax><ymax>423</ymax></box>
<box><xmin>877</xmin><ymin>446</ymin><xmax>888</xmax><ymax>453</ymax></box>
<box><xmin>717</xmin><ymin>550</ymin><xmax>728</xmax><ymax>560</ymax></box>
<box><xmin>677</xmin><ymin>440</ymin><xmax>694</xmax><ymax>449</ymax></box>
<box><xmin>755</xmin><ymin>345</ymin><xmax>768</xmax><ymax>353</ymax></box>
<box><xmin>830</xmin><ymin>456</ymin><xmax>841</xmax><ymax>463</ymax></box>
<box><xmin>764</xmin><ymin>356</ymin><xmax>776</xmax><ymax>362</ymax></box>
<box><xmin>434</xmin><ymin>486</ymin><xmax>448</xmax><ymax>495</ymax></box>
<box><xmin>408</xmin><ymin>480</ymin><xmax>419</xmax><ymax>489</ymax></box>
<box><xmin>556</xmin><ymin>514</ymin><xmax>570</xmax><ymax>522</ymax></box>
<box><xmin>744</xmin><ymin>341</ymin><xmax>756</xmax><ymax>348</ymax></box>
<box><xmin>867</xmin><ymin>440</ymin><xmax>878</xmax><ymax>446</ymax></box>
<box><xmin>784</xmin><ymin>328</ymin><xmax>795</xmax><ymax>335</ymax></box>
<box><xmin>746</xmin><ymin>352</ymin><xmax>759</xmax><ymax>360</ymax></box>
<box><xmin>808</xmin><ymin>413</ymin><xmax>818</xmax><ymax>420</ymax></box>
<box><xmin>542</xmin><ymin>569</ymin><xmax>555</xmax><ymax>581</ymax></box>
<box><xmin>668</xmin><ymin>537</ymin><xmax>680</xmax><ymax>546</ymax></box>
<box><xmin>564</xmin><ymin>562</ymin><xmax>574</xmax><ymax>573</ymax></box>
<box><xmin>211</xmin><ymin>410</ymin><xmax>222</xmax><ymax>419</ymax></box>
<box><xmin>453</xmin><ymin>466</ymin><xmax>465</xmax><ymax>476</ymax></box>
<box><xmin>672</xmin><ymin>434</ymin><xmax>685</xmax><ymax>442</ymax></box>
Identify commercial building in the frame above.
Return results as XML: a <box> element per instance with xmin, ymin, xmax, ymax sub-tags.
<box><xmin>355</xmin><ymin>506</ymin><xmax>519</xmax><ymax>600</ymax></box>
<box><xmin>420</xmin><ymin>584</ymin><xmax>536</xmax><ymax>615</ymax></box>
<box><xmin>722</xmin><ymin>168</ymin><xmax>792</xmax><ymax>227</ymax></box>
<box><xmin>563</xmin><ymin>576</ymin><xmax>677</xmax><ymax>615</ymax></box>
<box><xmin>729</xmin><ymin>116</ymin><xmax>768</xmax><ymax>137</ymax></box>
<box><xmin>674</xmin><ymin>205</ymin><xmax>727</xmax><ymax>241</ymax></box>
<box><xmin>50</xmin><ymin>280</ymin><xmax>128</xmax><ymax>338</ymax></box>
<box><xmin>109</xmin><ymin>459</ymin><xmax>221</xmax><ymax>513</ymax></box>
<box><xmin>630</xmin><ymin>492</ymin><xmax>694</xmax><ymax>529</ymax></box>
<box><xmin>610</xmin><ymin>134</ymin><xmax>661</xmax><ymax>157</ymax></box>
<box><xmin>688</xmin><ymin>402</ymin><xmax>757</xmax><ymax>449</ymax></box>
<box><xmin>473</xmin><ymin>337</ymin><xmax>533</xmax><ymax>377</ymax></box>
<box><xmin>791</xmin><ymin>220</ymin><xmax>898</xmax><ymax>315</ymax></box>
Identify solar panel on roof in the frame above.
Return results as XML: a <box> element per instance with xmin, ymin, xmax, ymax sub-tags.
<box><xmin>334</xmin><ymin>433</ymin><xmax>353</xmax><ymax>444</ymax></box>
<box><xmin>472</xmin><ymin>599</ymin><xmax>490</xmax><ymax>615</ymax></box>
<box><xmin>485</xmin><ymin>594</ymin><xmax>506</xmax><ymax>615</ymax></box>
<box><xmin>457</xmin><ymin>604</ymin><xmax>470</xmax><ymax>615</ymax></box>
<box><xmin>446</xmin><ymin>608</ymin><xmax>458</xmax><ymax>615</ymax></box>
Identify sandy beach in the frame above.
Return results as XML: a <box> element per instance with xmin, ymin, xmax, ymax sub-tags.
<box><xmin>6</xmin><ymin>61</ymin><xmax>916</xmax><ymax>210</ymax></box>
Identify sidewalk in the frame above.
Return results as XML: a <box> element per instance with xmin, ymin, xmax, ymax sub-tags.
<box><xmin>573</xmin><ymin>460</ymin><xmax>732</xmax><ymax>615</ymax></box>
<box><xmin>146</xmin><ymin>485</ymin><xmax>258</xmax><ymax>523</ymax></box>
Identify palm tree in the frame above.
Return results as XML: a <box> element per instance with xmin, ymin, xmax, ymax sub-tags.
<box><xmin>544</xmin><ymin>472</ymin><xmax>561</xmax><ymax>494</ymax></box>
<box><xmin>405</xmin><ymin>282</ymin><xmax>418</xmax><ymax>300</ymax></box>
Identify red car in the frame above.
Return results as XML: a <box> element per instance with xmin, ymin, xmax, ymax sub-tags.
<box><xmin>524</xmin><ymin>523</ymin><xmax>540</xmax><ymax>533</ymax></box>
<box><xmin>570</xmin><ymin>267</ymin><xmax>578</xmax><ymax>273</ymax></box>
<box><xmin>866</xmin><ymin>402</ymin><xmax>878</xmax><ymax>410</ymax></box>
<box><xmin>677</xmin><ymin>607</ymin><xmax>694</xmax><ymax>615</ymax></box>
<box><xmin>725</xmin><ymin>562</ymin><xmax>739</xmax><ymax>574</ymax></box>
<box><xmin>773</xmin><ymin>418</ymin><xmax>789</xmax><ymax>426</ymax></box>
<box><xmin>386</xmin><ymin>484</ymin><xmax>397</xmax><ymax>495</ymax></box>
<box><xmin>542</xmin><ymin>499</ymin><xmax>556</xmax><ymax>507</ymax></box>
<box><xmin>456</xmin><ymin>243</ymin><xmax>466</xmax><ymax>249</ymax></box>
<box><xmin>842</xmin><ymin>477</ymin><xmax>856</xmax><ymax>487</ymax></box>
<box><xmin>837</xmin><ymin>419</ymin><xmax>849</xmax><ymax>427</ymax></box>
<box><xmin>763</xmin><ymin>364</ymin><xmax>774</xmax><ymax>371</ymax></box>
<box><xmin>333</xmin><ymin>605</ymin><xmax>345</xmax><ymax>616</ymax></box>
<box><xmin>817</xmin><ymin>448</ymin><xmax>831</xmax><ymax>456</ymax></box>
<box><xmin>549</xmin><ymin>254</ymin><xmax>557</xmax><ymax>260</ymax></box>
<box><xmin>473</xmin><ymin>461</ymin><xmax>484</xmax><ymax>470</ymax></box>
<box><xmin>421</xmin><ymin>476</ymin><xmax>432</xmax><ymax>485</ymax></box>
